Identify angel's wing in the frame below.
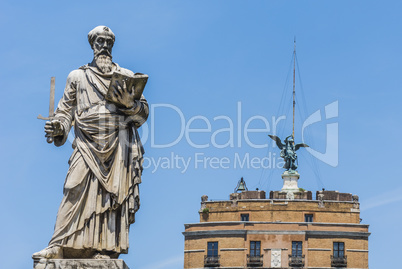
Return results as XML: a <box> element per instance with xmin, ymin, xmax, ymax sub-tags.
<box><xmin>295</xmin><ymin>143</ymin><xmax>309</xmax><ymax>151</ymax></box>
<box><xmin>268</xmin><ymin>135</ymin><xmax>284</xmax><ymax>149</ymax></box>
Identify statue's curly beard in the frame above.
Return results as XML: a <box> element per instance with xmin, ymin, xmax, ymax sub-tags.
<box><xmin>94</xmin><ymin>54</ymin><xmax>113</xmax><ymax>74</ymax></box>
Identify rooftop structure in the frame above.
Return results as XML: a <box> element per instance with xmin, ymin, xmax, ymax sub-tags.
<box><xmin>183</xmin><ymin>180</ymin><xmax>369</xmax><ymax>269</ymax></box>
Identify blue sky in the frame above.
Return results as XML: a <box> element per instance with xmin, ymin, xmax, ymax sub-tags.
<box><xmin>1</xmin><ymin>0</ymin><xmax>401</xmax><ymax>268</ymax></box>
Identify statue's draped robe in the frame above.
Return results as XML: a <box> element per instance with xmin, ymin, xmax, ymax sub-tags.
<box><xmin>49</xmin><ymin>64</ymin><xmax>148</xmax><ymax>258</ymax></box>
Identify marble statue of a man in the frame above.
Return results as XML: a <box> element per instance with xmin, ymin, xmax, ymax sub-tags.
<box><xmin>33</xmin><ymin>26</ymin><xmax>148</xmax><ymax>260</ymax></box>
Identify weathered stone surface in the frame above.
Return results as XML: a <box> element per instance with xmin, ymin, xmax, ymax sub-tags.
<box><xmin>229</xmin><ymin>190</ymin><xmax>266</xmax><ymax>200</ymax></box>
<box><xmin>270</xmin><ymin>190</ymin><xmax>313</xmax><ymax>200</ymax></box>
<box><xmin>271</xmin><ymin>249</ymin><xmax>282</xmax><ymax>268</ymax></box>
<box><xmin>315</xmin><ymin>190</ymin><xmax>354</xmax><ymax>201</ymax></box>
<box><xmin>33</xmin><ymin>259</ymin><xmax>129</xmax><ymax>269</ymax></box>
<box><xmin>281</xmin><ymin>170</ymin><xmax>300</xmax><ymax>192</ymax></box>
<box><xmin>33</xmin><ymin>25</ymin><xmax>150</xmax><ymax>260</ymax></box>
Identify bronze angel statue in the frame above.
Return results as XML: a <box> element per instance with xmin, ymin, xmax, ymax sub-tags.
<box><xmin>268</xmin><ymin>135</ymin><xmax>309</xmax><ymax>172</ymax></box>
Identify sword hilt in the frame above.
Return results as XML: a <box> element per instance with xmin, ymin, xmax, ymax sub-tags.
<box><xmin>38</xmin><ymin>114</ymin><xmax>55</xmax><ymax>144</ymax></box>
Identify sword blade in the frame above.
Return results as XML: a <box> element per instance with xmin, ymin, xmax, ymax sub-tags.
<box><xmin>49</xmin><ymin>77</ymin><xmax>55</xmax><ymax>117</ymax></box>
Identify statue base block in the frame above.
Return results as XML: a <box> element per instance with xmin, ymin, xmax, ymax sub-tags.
<box><xmin>33</xmin><ymin>259</ymin><xmax>130</xmax><ymax>269</ymax></box>
<box><xmin>281</xmin><ymin>170</ymin><xmax>300</xmax><ymax>192</ymax></box>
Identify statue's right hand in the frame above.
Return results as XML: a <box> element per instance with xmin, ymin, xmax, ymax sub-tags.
<box><xmin>44</xmin><ymin>120</ymin><xmax>63</xmax><ymax>141</ymax></box>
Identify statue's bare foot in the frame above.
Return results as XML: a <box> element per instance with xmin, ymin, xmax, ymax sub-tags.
<box><xmin>32</xmin><ymin>246</ymin><xmax>63</xmax><ymax>259</ymax></box>
<box><xmin>93</xmin><ymin>253</ymin><xmax>111</xmax><ymax>259</ymax></box>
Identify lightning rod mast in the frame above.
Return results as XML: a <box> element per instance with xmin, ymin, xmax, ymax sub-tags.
<box><xmin>292</xmin><ymin>37</ymin><xmax>296</xmax><ymax>139</ymax></box>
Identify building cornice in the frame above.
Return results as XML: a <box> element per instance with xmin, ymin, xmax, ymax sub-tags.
<box><xmin>205</xmin><ymin>199</ymin><xmax>356</xmax><ymax>204</ymax></box>
<box><xmin>183</xmin><ymin>229</ymin><xmax>370</xmax><ymax>239</ymax></box>
<box><xmin>184</xmin><ymin>221</ymin><xmax>369</xmax><ymax>228</ymax></box>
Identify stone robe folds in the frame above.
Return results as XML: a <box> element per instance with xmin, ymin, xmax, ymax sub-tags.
<box><xmin>49</xmin><ymin>64</ymin><xmax>148</xmax><ymax>258</ymax></box>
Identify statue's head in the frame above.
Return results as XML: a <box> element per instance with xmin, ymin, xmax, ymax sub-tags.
<box><xmin>88</xmin><ymin>26</ymin><xmax>115</xmax><ymax>73</ymax></box>
<box><xmin>285</xmin><ymin>136</ymin><xmax>294</xmax><ymax>144</ymax></box>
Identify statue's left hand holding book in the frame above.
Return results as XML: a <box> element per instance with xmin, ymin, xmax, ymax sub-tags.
<box><xmin>106</xmin><ymin>71</ymin><xmax>148</xmax><ymax>109</ymax></box>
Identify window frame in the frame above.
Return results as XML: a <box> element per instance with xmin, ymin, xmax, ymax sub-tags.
<box><xmin>304</xmin><ymin>214</ymin><xmax>313</xmax><ymax>222</ymax></box>
<box><xmin>250</xmin><ymin>241</ymin><xmax>261</xmax><ymax>257</ymax></box>
<box><xmin>291</xmin><ymin>241</ymin><xmax>303</xmax><ymax>257</ymax></box>
<box><xmin>241</xmin><ymin>213</ymin><xmax>250</xmax><ymax>221</ymax></box>
<box><xmin>333</xmin><ymin>242</ymin><xmax>345</xmax><ymax>258</ymax></box>
<box><xmin>207</xmin><ymin>241</ymin><xmax>219</xmax><ymax>257</ymax></box>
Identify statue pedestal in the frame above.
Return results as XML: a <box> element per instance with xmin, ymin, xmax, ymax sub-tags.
<box><xmin>281</xmin><ymin>171</ymin><xmax>300</xmax><ymax>192</ymax></box>
<box><xmin>270</xmin><ymin>171</ymin><xmax>311</xmax><ymax>200</ymax></box>
<box><xmin>33</xmin><ymin>259</ymin><xmax>130</xmax><ymax>269</ymax></box>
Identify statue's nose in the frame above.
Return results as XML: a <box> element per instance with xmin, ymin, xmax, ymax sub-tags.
<box><xmin>102</xmin><ymin>41</ymin><xmax>110</xmax><ymax>49</ymax></box>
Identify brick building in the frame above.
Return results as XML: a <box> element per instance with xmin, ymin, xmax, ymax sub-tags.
<box><xmin>183</xmin><ymin>177</ymin><xmax>370</xmax><ymax>269</ymax></box>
